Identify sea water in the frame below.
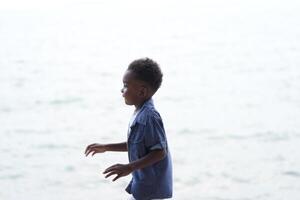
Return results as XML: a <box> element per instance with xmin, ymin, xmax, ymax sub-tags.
<box><xmin>1</xmin><ymin>0</ymin><xmax>300</xmax><ymax>199</ymax></box>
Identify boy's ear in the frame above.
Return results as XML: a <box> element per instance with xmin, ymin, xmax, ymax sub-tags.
<box><xmin>139</xmin><ymin>86</ymin><xmax>148</xmax><ymax>97</ymax></box>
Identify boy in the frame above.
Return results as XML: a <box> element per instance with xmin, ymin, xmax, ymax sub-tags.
<box><xmin>85</xmin><ymin>58</ymin><xmax>173</xmax><ymax>200</ymax></box>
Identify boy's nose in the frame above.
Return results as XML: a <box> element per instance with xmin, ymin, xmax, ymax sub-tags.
<box><xmin>121</xmin><ymin>88</ymin><xmax>124</xmax><ymax>93</ymax></box>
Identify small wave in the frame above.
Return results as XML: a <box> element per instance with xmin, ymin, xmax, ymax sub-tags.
<box><xmin>178</xmin><ymin>128</ymin><xmax>216</xmax><ymax>135</ymax></box>
<box><xmin>282</xmin><ymin>171</ymin><xmax>300</xmax><ymax>177</ymax></box>
<box><xmin>34</xmin><ymin>144</ymin><xmax>71</xmax><ymax>149</ymax></box>
<box><xmin>49</xmin><ymin>97</ymin><xmax>83</xmax><ymax>105</ymax></box>
<box><xmin>178</xmin><ymin>128</ymin><xmax>194</xmax><ymax>135</ymax></box>
<box><xmin>0</xmin><ymin>174</ymin><xmax>23</xmax><ymax>180</ymax></box>
<box><xmin>231</xmin><ymin>177</ymin><xmax>252</xmax><ymax>184</ymax></box>
<box><xmin>204</xmin><ymin>197</ymin><xmax>252</xmax><ymax>200</ymax></box>
<box><xmin>64</xmin><ymin>165</ymin><xmax>75</xmax><ymax>172</ymax></box>
<box><xmin>15</xmin><ymin>59</ymin><xmax>26</xmax><ymax>64</ymax></box>
<box><xmin>207</xmin><ymin>131</ymin><xmax>300</xmax><ymax>142</ymax></box>
<box><xmin>13</xmin><ymin>129</ymin><xmax>53</xmax><ymax>135</ymax></box>
<box><xmin>222</xmin><ymin>173</ymin><xmax>252</xmax><ymax>184</ymax></box>
<box><xmin>0</xmin><ymin>107</ymin><xmax>12</xmax><ymax>113</ymax></box>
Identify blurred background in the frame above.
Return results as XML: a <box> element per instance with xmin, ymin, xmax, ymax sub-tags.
<box><xmin>1</xmin><ymin>0</ymin><xmax>300</xmax><ymax>199</ymax></box>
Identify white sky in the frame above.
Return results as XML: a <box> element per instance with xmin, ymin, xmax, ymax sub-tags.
<box><xmin>0</xmin><ymin>0</ymin><xmax>106</xmax><ymax>10</ymax></box>
<box><xmin>0</xmin><ymin>0</ymin><xmax>299</xmax><ymax>12</ymax></box>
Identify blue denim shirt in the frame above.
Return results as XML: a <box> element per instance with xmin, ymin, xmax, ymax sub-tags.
<box><xmin>126</xmin><ymin>98</ymin><xmax>173</xmax><ymax>200</ymax></box>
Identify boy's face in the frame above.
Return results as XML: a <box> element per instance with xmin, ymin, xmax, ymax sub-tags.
<box><xmin>121</xmin><ymin>70</ymin><xmax>146</xmax><ymax>106</ymax></box>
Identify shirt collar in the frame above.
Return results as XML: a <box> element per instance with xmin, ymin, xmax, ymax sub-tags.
<box><xmin>140</xmin><ymin>98</ymin><xmax>154</xmax><ymax>110</ymax></box>
<box><xmin>131</xmin><ymin>98</ymin><xmax>154</xmax><ymax>127</ymax></box>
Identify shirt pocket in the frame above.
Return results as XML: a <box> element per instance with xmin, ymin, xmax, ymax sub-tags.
<box><xmin>128</xmin><ymin>125</ymin><xmax>146</xmax><ymax>161</ymax></box>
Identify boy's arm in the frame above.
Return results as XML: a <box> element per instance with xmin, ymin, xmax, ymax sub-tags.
<box><xmin>128</xmin><ymin>149</ymin><xmax>166</xmax><ymax>171</ymax></box>
<box><xmin>85</xmin><ymin>142</ymin><xmax>127</xmax><ymax>156</ymax></box>
<box><xmin>105</xmin><ymin>142</ymin><xmax>128</xmax><ymax>152</ymax></box>
<box><xmin>103</xmin><ymin>149</ymin><xmax>166</xmax><ymax>181</ymax></box>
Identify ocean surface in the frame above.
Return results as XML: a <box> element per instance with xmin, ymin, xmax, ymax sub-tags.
<box><xmin>1</xmin><ymin>0</ymin><xmax>300</xmax><ymax>199</ymax></box>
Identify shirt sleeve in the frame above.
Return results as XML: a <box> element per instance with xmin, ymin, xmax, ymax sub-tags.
<box><xmin>144</xmin><ymin>114</ymin><xmax>167</xmax><ymax>151</ymax></box>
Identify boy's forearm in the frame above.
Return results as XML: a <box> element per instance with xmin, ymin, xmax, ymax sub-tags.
<box><xmin>105</xmin><ymin>142</ymin><xmax>128</xmax><ymax>152</ymax></box>
<box><xmin>128</xmin><ymin>149</ymin><xmax>166</xmax><ymax>171</ymax></box>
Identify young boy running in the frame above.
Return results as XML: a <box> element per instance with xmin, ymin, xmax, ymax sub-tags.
<box><xmin>85</xmin><ymin>58</ymin><xmax>172</xmax><ymax>200</ymax></box>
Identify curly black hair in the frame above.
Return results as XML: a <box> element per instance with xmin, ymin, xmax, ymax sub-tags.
<box><xmin>128</xmin><ymin>58</ymin><xmax>163</xmax><ymax>92</ymax></box>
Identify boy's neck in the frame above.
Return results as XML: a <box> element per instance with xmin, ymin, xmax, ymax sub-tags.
<box><xmin>134</xmin><ymin>97</ymin><xmax>151</xmax><ymax>111</ymax></box>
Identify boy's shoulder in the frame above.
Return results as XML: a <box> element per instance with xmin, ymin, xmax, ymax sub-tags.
<box><xmin>134</xmin><ymin>99</ymin><xmax>162</xmax><ymax>126</ymax></box>
<box><xmin>136</xmin><ymin>106</ymin><xmax>161</xmax><ymax>126</ymax></box>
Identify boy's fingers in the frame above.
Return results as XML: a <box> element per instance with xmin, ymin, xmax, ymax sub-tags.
<box><xmin>85</xmin><ymin>143</ymin><xmax>97</xmax><ymax>154</ymax></box>
<box><xmin>112</xmin><ymin>175</ymin><xmax>121</xmax><ymax>181</ymax></box>
<box><xmin>85</xmin><ymin>146</ymin><xmax>92</xmax><ymax>154</ymax></box>
<box><xmin>105</xmin><ymin>171</ymin><xmax>118</xmax><ymax>178</ymax></box>
<box><xmin>85</xmin><ymin>149</ymin><xmax>91</xmax><ymax>156</ymax></box>
<box><xmin>85</xmin><ymin>149</ymin><xmax>95</xmax><ymax>157</ymax></box>
<box><xmin>103</xmin><ymin>168</ymin><xmax>113</xmax><ymax>174</ymax></box>
<box><xmin>84</xmin><ymin>147</ymin><xmax>89</xmax><ymax>154</ymax></box>
<box><xmin>104</xmin><ymin>164</ymin><xmax>118</xmax><ymax>173</ymax></box>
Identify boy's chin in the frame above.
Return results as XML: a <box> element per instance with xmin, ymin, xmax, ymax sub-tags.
<box><xmin>124</xmin><ymin>99</ymin><xmax>133</xmax><ymax>105</ymax></box>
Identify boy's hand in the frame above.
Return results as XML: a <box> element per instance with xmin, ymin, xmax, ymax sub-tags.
<box><xmin>85</xmin><ymin>143</ymin><xmax>106</xmax><ymax>157</ymax></box>
<box><xmin>103</xmin><ymin>163</ymin><xmax>133</xmax><ymax>181</ymax></box>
